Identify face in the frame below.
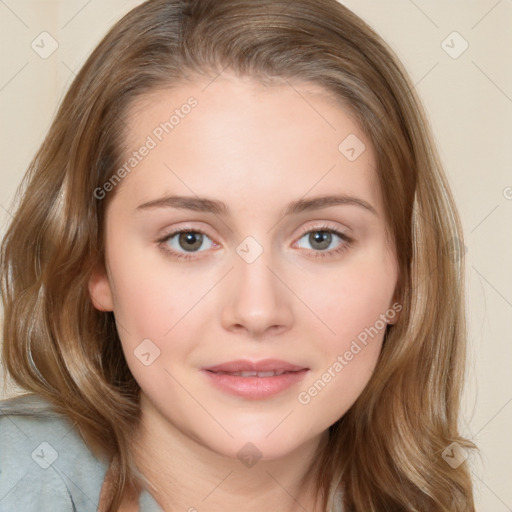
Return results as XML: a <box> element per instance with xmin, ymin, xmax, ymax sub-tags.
<box><xmin>89</xmin><ymin>72</ymin><xmax>399</xmax><ymax>462</ymax></box>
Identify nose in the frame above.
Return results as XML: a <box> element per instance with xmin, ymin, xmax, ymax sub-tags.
<box><xmin>220</xmin><ymin>245</ymin><xmax>294</xmax><ymax>339</ymax></box>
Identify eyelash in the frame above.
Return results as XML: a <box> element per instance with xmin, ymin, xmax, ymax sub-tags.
<box><xmin>157</xmin><ymin>224</ymin><xmax>353</xmax><ymax>262</ymax></box>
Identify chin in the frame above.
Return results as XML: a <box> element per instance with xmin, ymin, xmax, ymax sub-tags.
<box><xmin>198</xmin><ymin>424</ymin><xmax>319</xmax><ymax>464</ymax></box>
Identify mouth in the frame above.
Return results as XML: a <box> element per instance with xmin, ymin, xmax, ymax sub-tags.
<box><xmin>206</xmin><ymin>369</ymin><xmax>301</xmax><ymax>377</ymax></box>
<box><xmin>203</xmin><ymin>358</ymin><xmax>308</xmax><ymax>374</ymax></box>
<box><xmin>202</xmin><ymin>359</ymin><xmax>309</xmax><ymax>399</ymax></box>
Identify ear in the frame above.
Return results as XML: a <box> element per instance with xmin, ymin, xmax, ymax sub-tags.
<box><xmin>386</xmin><ymin>289</ymin><xmax>403</xmax><ymax>326</ymax></box>
<box><xmin>88</xmin><ymin>263</ymin><xmax>114</xmax><ymax>312</ymax></box>
<box><xmin>386</xmin><ymin>308</ymin><xmax>400</xmax><ymax>325</ymax></box>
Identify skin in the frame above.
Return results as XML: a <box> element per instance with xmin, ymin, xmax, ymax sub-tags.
<box><xmin>89</xmin><ymin>72</ymin><xmax>399</xmax><ymax>512</ymax></box>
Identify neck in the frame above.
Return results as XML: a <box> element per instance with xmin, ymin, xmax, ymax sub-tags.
<box><xmin>129</xmin><ymin>394</ymin><xmax>329</xmax><ymax>512</ymax></box>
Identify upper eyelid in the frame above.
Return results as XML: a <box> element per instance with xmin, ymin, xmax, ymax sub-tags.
<box><xmin>296</xmin><ymin>222</ymin><xmax>349</xmax><ymax>236</ymax></box>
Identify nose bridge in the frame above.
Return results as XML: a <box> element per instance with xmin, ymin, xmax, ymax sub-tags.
<box><xmin>220</xmin><ymin>234</ymin><xmax>293</xmax><ymax>337</ymax></box>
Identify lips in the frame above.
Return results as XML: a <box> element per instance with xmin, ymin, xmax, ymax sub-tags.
<box><xmin>203</xmin><ymin>359</ymin><xmax>308</xmax><ymax>374</ymax></box>
<box><xmin>202</xmin><ymin>359</ymin><xmax>309</xmax><ymax>399</ymax></box>
<box><xmin>211</xmin><ymin>370</ymin><xmax>291</xmax><ymax>377</ymax></box>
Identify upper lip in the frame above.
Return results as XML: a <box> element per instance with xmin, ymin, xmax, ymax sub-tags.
<box><xmin>203</xmin><ymin>359</ymin><xmax>308</xmax><ymax>373</ymax></box>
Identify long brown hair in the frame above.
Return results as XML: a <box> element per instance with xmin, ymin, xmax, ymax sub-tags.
<box><xmin>1</xmin><ymin>1</ymin><xmax>477</xmax><ymax>510</ymax></box>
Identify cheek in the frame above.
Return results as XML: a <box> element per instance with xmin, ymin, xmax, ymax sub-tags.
<box><xmin>106</xmin><ymin>235</ymin><xmax>192</xmax><ymax>336</ymax></box>
<box><xmin>105</xmin><ymin>241</ymin><xmax>213</xmax><ymax>386</ymax></box>
<box><xmin>294</xmin><ymin>252</ymin><xmax>396</xmax><ymax>417</ymax></box>
<box><xmin>107</xmin><ymin>257</ymin><xmax>192</xmax><ymax>401</ymax></box>
<box><xmin>112</xmin><ymin>271</ymin><xmax>173</xmax><ymax>336</ymax></box>
<box><xmin>309</xmin><ymin>253</ymin><xmax>396</xmax><ymax>350</ymax></box>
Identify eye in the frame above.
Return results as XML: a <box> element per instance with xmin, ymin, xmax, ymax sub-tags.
<box><xmin>158</xmin><ymin>228</ymin><xmax>216</xmax><ymax>261</ymax></box>
<box><xmin>157</xmin><ymin>224</ymin><xmax>353</xmax><ymax>262</ymax></box>
<box><xmin>295</xmin><ymin>224</ymin><xmax>353</xmax><ymax>258</ymax></box>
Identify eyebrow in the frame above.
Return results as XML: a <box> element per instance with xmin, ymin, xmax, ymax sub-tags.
<box><xmin>136</xmin><ymin>193</ymin><xmax>377</xmax><ymax>217</ymax></box>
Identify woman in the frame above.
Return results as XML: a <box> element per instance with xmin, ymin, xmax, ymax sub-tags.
<box><xmin>0</xmin><ymin>1</ymin><xmax>477</xmax><ymax>510</ymax></box>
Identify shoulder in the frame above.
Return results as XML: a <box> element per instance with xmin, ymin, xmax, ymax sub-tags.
<box><xmin>327</xmin><ymin>477</ymin><xmax>345</xmax><ymax>512</ymax></box>
<box><xmin>0</xmin><ymin>393</ymin><xmax>108</xmax><ymax>512</ymax></box>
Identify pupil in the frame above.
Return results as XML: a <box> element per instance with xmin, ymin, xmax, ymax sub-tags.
<box><xmin>311</xmin><ymin>231</ymin><xmax>331</xmax><ymax>250</ymax></box>
<box><xmin>179</xmin><ymin>232</ymin><xmax>202</xmax><ymax>251</ymax></box>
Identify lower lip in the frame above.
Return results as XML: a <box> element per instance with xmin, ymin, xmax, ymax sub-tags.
<box><xmin>202</xmin><ymin>369</ymin><xmax>309</xmax><ymax>399</ymax></box>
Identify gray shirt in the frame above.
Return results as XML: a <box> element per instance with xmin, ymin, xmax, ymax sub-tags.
<box><xmin>1</xmin><ymin>393</ymin><xmax>343</xmax><ymax>511</ymax></box>
<box><xmin>0</xmin><ymin>393</ymin><xmax>162</xmax><ymax>511</ymax></box>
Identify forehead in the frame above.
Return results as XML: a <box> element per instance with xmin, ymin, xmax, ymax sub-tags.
<box><xmin>113</xmin><ymin>74</ymin><xmax>382</xmax><ymax>216</ymax></box>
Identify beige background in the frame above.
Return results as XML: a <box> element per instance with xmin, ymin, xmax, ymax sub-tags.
<box><xmin>1</xmin><ymin>1</ymin><xmax>511</xmax><ymax>510</ymax></box>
